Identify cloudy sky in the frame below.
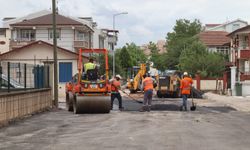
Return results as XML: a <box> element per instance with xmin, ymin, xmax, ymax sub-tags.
<box><xmin>0</xmin><ymin>0</ymin><xmax>250</xmax><ymax>47</ymax></box>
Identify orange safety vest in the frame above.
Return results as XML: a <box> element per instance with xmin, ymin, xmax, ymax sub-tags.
<box><xmin>180</xmin><ymin>77</ymin><xmax>193</xmax><ymax>95</ymax></box>
<box><xmin>111</xmin><ymin>80</ymin><xmax>120</xmax><ymax>92</ymax></box>
<box><xmin>143</xmin><ymin>77</ymin><xmax>154</xmax><ymax>91</ymax></box>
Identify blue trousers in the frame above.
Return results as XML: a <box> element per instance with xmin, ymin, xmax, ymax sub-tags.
<box><xmin>182</xmin><ymin>94</ymin><xmax>188</xmax><ymax>108</ymax></box>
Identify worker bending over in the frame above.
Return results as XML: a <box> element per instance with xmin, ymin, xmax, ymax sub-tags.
<box><xmin>140</xmin><ymin>73</ymin><xmax>155</xmax><ymax>112</ymax></box>
<box><xmin>180</xmin><ymin>72</ymin><xmax>193</xmax><ymax>111</ymax></box>
<box><xmin>110</xmin><ymin>75</ymin><xmax>124</xmax><ymax>111</ymax></box>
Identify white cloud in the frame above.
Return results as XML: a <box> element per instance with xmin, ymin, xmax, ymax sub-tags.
<box><xmin>1</xmin><ymin>0</ymin><xmax>250</xmax><ymax>47</ymax></box>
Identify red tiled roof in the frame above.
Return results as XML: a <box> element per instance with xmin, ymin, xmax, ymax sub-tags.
<box><xmin>199</xmin><ymin>31</ymin><xmax>231</xmax><ymax>46</ymax></box>
<box><xmin>205</xmin><ymin>24</ymin><xmax>221</xmax><ymax>27</ymax></box>
<box><xmin>0</xmin><ymin>40</ymin><xmax>88</xmax><ymax>58</ymax></box>
<box><xmin>10</xmin><ymin>14</ymin><xmax>83</xmax><ymax>26</ymax></box>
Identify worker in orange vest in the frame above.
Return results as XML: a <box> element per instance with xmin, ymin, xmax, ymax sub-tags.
<box><xmin>140</xmin><ymin>73</ymin><xmax>155</xmax><ymax>112</ymax></box>
<box><xmin>110</xmin><ymin>75</ymin><xmax>124</xmax><ymax>111</ymax></box>
<box><xmin>180</xmin><ymin>72</ymin><xmax>193</xmax><ymax>111</ymax></box>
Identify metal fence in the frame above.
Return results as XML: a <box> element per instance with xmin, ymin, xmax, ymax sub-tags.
<box><xmin>0</xmin><ymin>62</ymin><xmax>50</xmax><ymax>93</ymax></box>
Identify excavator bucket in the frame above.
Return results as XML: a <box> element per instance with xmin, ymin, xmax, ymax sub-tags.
<box><xmin>73</xmin><ymin>96</ymin><xmax>111</xmax><ymax>114</ymax></box>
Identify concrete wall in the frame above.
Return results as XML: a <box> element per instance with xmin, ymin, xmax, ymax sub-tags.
<box><xmin>0</xmin><ymin>89</ymin><xmax>52</xmax><ymax>127</ymax></box>
<box><xmin>193</xmin><ymin>79</ymin><xmax>223</xmax><ymax>91</ymax></box>
<box><xmin>242</xmin><ymin>82</ymin><xmax>250</xmax><ymax>96</ymax></box>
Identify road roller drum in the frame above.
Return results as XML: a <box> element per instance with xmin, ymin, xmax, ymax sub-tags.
<box><xmin>73</xmin><ymin>96</ymin><xmax>111</xmax><ymax>114</ymax></box>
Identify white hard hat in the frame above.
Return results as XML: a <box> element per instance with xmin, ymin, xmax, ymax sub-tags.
<box><xmin>183</xmin><ymin>72</ymin><xmax>188</xmax><ymax>76</ymax></box>
<box><xmin>115</xmin><ymin>74</ymin><xmax>122</xmax><ymax>79</ymax></box>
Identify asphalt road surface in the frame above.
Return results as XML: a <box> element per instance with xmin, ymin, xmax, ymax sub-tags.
<box><xmin>1</xmin><ymin>97</ymin><xmax>250</xmax><ymax>150</ymax></box>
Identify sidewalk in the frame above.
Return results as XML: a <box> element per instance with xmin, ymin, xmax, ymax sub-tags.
<box><xmin>202</xmin><ymin>92</ymin><xmax>250</xmax><ymax>112</ymax></box>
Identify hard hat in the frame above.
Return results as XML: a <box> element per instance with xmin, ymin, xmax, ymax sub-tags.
<box><xmin>115</xmin><ymin>74</ymin><xmax>122</xmax><ymax>79</ymax></box>
<box><xmin>183</xmin><ymin>72</ymin><xmax>188</xmax><ymax>76</ymax></box>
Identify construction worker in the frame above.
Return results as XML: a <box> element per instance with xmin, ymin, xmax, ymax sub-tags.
<box><xmin>110</xmin><ymin>75</ymin><xmax>124</xmax><ymax>111</ymax></box>
<box><xmin>140</xmin><ymin>73</ymin><xmax>155</xmax><ymax>112</ymax></box>
<box><xmin>180</xmin><ymin>72</ymin><xmax>193</xmax><ymax>111</ymax></box>
<box><xmin>83</xmin><ymin>58</ymin><xmax>96</xmax><ymax>73</ymax></box>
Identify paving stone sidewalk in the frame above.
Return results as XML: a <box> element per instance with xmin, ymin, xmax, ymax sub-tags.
<box><xmin>203</xmin><ymin>92</ymin><xmax>250</xmax><ymax>112</ymax></box>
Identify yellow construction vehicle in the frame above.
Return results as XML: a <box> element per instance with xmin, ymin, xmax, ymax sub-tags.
<box><xmin>156</xmin><ymin>71</ymin><xmax>181</xmax><ymax>98</ymax></box>
<box><xmin>126</xmin><ymin>64</ymin><xmax>147</xmax><ymax>93</ymax></box>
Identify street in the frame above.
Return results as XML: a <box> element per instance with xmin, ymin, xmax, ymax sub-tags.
<box><xmin>1</xmin><ymin>96</ymin><xmax>250</xmax><ymax>150</ymax></box>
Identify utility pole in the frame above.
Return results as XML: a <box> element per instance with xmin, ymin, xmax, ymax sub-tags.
<box><xmin>112</xmin><ymin>12</ymin><xmax>128</xmax><ymax>77</ymax></box>
<box><xmin>52</xmin><ymin>0</ymin><xmax>58</xmax><ymax>108</ymax></box>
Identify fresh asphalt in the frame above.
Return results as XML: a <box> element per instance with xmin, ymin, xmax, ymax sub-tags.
<box><xmin>0</xmin><ymin>97</ymin><xmax>250</xmax><ymax>150</ymax></box>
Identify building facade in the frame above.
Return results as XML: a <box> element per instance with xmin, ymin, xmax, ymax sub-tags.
<box><xmin>0</xmin><ymin>10</ymin><xmax>118</xmax><ymax>54</ymax></box>
<box><xmin>200</xmin><ymin>19</ymin><xmax>248</xmax><ymax>55</ymax></box>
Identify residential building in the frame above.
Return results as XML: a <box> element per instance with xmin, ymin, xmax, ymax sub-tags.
<box><xmin>227</xmin><ymin>25</ymin><xmax>250</xmax><ymax>96</ymax></box>
<box><xmin>141</xmin><ymin>40</ymin><xmax>167</xmax><ymax>56</ymax></box>
<box><xmin>205</xmin><ymin>19</ymin><xmax>248</xmax><ymax>33</ymax></box>
<box><xmin>200</xmin><ymin>19</ymin><xmax>248</xmax><ymax>55</ymax></box>
<box><xmin>0</xmin><ymin>10</ymin><xmax>119</xmax><ymax>96</ymax></box>
<box><xmin>0</xmin><ymin>11</ymin><xmax>118</xmax><ymax>54</ymax></box>
<box><xmin>0</xmin><ymin>28</ymin><xmax>10</xmax><ymax>54</ymax></box>
<box><xmin>0</xmin><ymin>40</ymin><xmax>88</xmax><ymax>96</ymax></box>
<box><xmin>93</xmin><ymin>28</ymin><xmax>119</xmax><ymax>51</ymax></box>
<box><xmin>199</xmin><ymin>31</ymin><xmax>231</xmax><ymax>54</ymax></box>
<box><xmin>228</xmin><ymin>26</ymin><xmax>250</xmax><ymax>81</ymax></box>
<box><xmin>2</xmin><ymin>12</ymin><xmax>93</xmax><ymax>52</ymax></box>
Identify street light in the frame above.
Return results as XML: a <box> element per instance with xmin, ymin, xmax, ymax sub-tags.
<box><xmin>112</xmin><ymin>12</ymin><xmax>128</xmax><ymax>77</ymax></box>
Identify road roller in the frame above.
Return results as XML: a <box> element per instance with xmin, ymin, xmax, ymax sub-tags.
<box><xmin>65</xmin><ymin>48</ymin><xmax>111</xmax><ymax>114</ymax></box>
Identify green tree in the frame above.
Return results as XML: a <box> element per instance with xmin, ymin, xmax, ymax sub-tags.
<box><xmin>165</xmin><ymin>19</ymin><xmax>202</xmax><ymax>69</ymax></box>
<box><xmin>114</xmin><ymin>43</ymin><xmax>147</xmax><ymax>77</ymax></box>
<box><xmin>125</xmin><ymin>43</ymin><xmax>147</xmax><ymax>66</ymax></box>
<box><xmin>179</xmin><ymin>41</ymin><xmax>226</xmax><ymax>77</ymax></box>
<box><xmin>148</xmin><ymin>41</ymin><xmax>166</xmax><ymax>71</ymax></box>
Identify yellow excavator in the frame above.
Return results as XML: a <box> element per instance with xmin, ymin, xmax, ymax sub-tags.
<box><xmin>126</xmin><ymin>64</ymin><xmax>147</xmax><ymax>93</ymax></box>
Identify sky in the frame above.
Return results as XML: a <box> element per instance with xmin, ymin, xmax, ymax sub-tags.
<box><xmin>0</xmin><ymin>0</ymin><xmax>250</xmax><ymax>47</ymax></box>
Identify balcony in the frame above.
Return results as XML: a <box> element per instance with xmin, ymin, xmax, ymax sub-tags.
<box><xmin>10</xmin><ymin>40</ymin><xmax>35</xmax><ymax>50</ymax></box>
<box><xmin>240</xmin><ymin>50</ymin><xmax>250</xmax><ymax>59</ymax></box>
<box><xmin>74</xmin><ymin>41</ymin><xmax>89</xmax><ymax>49</ymax></box>
<box><xmin>240</xmin><ymin>72</ymin><xmax>250</xmax><ymax>81</ymax></box>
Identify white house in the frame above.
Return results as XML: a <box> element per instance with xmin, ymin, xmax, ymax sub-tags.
<box><xmin>205</xmin><ymin>19</ymin><xmax>248</xmax><ymax>33</ymax></box>
<box><xmin>0</xmin><ymin>10</ymin><xmax>119</xmax><ymax>54</ymax></box>
<box><xmin>0</xmin><ymin>40</ymin><xmax>87</xmax><ymax>96</ymax></box>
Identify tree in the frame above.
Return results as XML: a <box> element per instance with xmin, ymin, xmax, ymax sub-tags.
<box><xmin>148</xmin><ymin>41</ymin><xmax>166</xmax><ymax>71</ymax></box>
<box><xmin>165</xmin><ymin>19</ymin><xmax>202</xmax><ymax>69</ymax></box>
<box><xmin>178</xmin><ymin>41</ymin><xmax>226</xmax><ymax>77</ymax></box>
<box><xmin>114</xmin><ymin>43</ymin><xmax>147</xmax><ymax>77</ymax></box>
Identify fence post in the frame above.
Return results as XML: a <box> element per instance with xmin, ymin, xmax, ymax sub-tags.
<box><xmin>24</xmin><ymin>64</ymin><xmax>27</xmax><ymax>90</ymax></box>
<box><xmin>0</xmin><ymin>64</ymin><xmax>2</xmax><ymax>90</ymax></box>
<box><xmin>195</xmin><ymin>73</ymin><xmax>201</xmax><ymax>91</ymax></box>
<box><xmin>18</xmin><ymin>62</ymin><xmax>21</xmax><ymax>83</ymax></box>
<box><xmin>47</xmin><ymin>65</ymin><xmax>50</xmax><ymax>88</ymax></box>
<box><xmin>7</xmin><ymin>62</ymin><xmax>10</xmax><ymax>93</ymax></box>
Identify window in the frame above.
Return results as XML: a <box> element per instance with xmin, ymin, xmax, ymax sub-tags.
<box><xmin>0</xmin><ymin>29</ymin><xmax>6</xmax><ymax>37</ymax></box>
<box><xmin>76</xmin><ymin>31</ymin><xmax>84</xmax><ymax>41</ymax></box>
<box><xmin>20</xmin><ymin>29</ymin><xmax>35</xmax><ymax>41</ymax></box>
<box><xmin>48</xmin><ymin>29</ymin><xmax>61</xmax><ymax>40</ymax></box>
<box><xmin>216</xmin><ymin>46</ymin><xmax>229</xmax><ymax>55</ymax></box>
<box><xmin>99</xmin><ymin>36</ymin><xmax>105</xmax><ymax>49</ymax></box>
<box><xmin>232</xmin><ymin>24</ymin><xmax>240</xmax><ymax>31</ymax></box>
<box><xmin>59</xmin><ymin>62</ymin><xmax>72</xmax><ymax>82</ymax></box>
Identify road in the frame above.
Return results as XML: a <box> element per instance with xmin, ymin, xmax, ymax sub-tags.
<box><xmin>1</xmin><ymin>96</ymin><xmax>250</xmax><ymax>150</ymax></box>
